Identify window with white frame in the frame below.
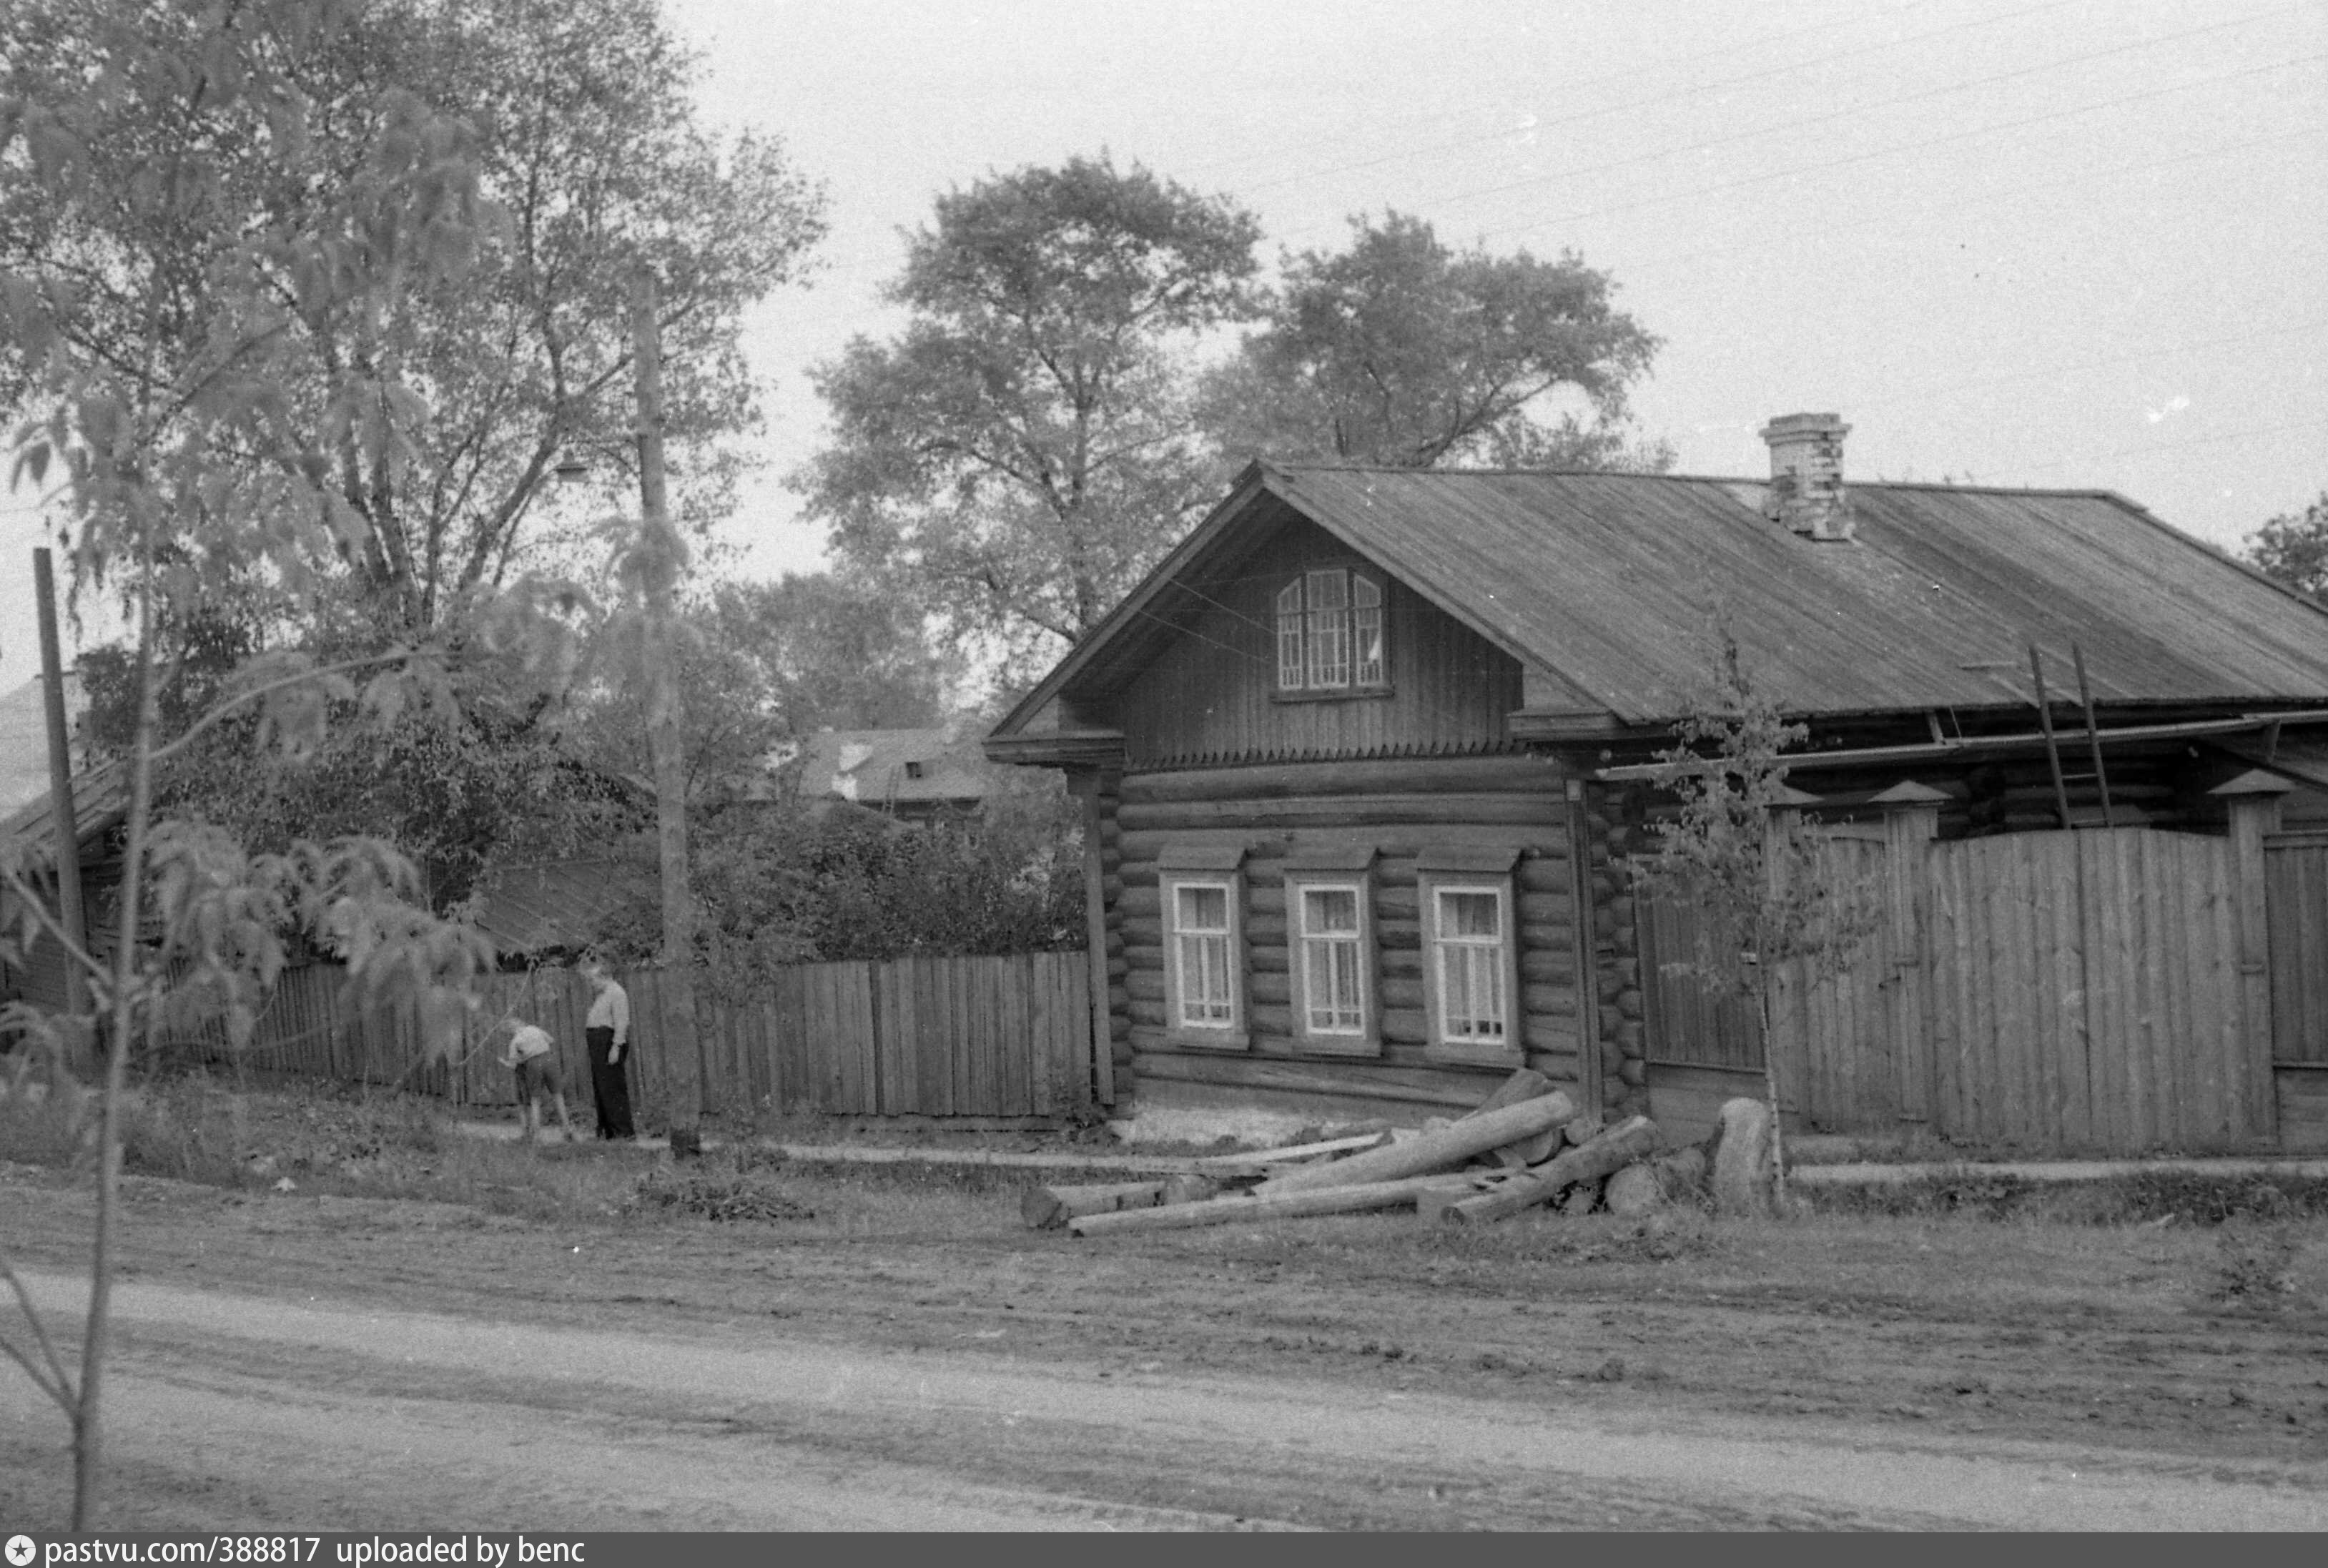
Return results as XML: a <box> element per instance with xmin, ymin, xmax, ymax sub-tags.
<box><xmin>1300</xmin><ymin>884</ymin><xmax>1366</xmax><ymax>1032</ymax></box>
<box><xmin>1418</xmin><ymin>850</ymin><xmax>1523</xmax><ymax>1065</ymax></box>
<box><xmin>1276</xmin><ymin>568</ymin><xmax>1385</xmax><ymax>692</ymax></box>
<box><xmin>1173</xmin><ymin>881</ymin><xmax>1238</xmax><ymax>1029</ymax></box>
<box><xmin>1433</xmin><ymin>887</ymin><xmax>1508</xmax><ymax>1044</ymax></box>
<box><xmin>1159</xmin><ymin>846</ymin><xmax>1248</xmax><ymax>1047</ymax></box>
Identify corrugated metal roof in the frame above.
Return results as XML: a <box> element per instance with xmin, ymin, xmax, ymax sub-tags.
<box><xmin>1010</xmin><ymin>463</ymin><xmax>2328</xmax><ymax>731</ymax></box>
<box><xmin>466</xmin><ymin>858</ymin><xmax>656</xmax><ymax>957</ymax></box>
<box><xmin>789</xmin><ymin>729</ymin><xmax>989</xmax><ymax>808</ymax></box>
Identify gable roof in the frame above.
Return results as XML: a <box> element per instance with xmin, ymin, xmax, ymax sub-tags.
<box><xmin>993</xmin><ymin>461</ymin><xmax>2328</xmax><ymax>741</ymax></box>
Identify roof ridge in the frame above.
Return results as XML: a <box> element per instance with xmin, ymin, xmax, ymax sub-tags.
<box><xmin>1268</xmin><ymin>461</ymin><xmax>2122</xmax><ymax>498</ymax></box>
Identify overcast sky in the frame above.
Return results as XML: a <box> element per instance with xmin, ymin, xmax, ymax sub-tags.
<box><xmin>4</xmin><ymin>0</ymin><xmax>2323</xmax><ymax>686</ymax></box>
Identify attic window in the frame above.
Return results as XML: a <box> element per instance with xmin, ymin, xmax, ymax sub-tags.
<box><xmin>1276</xmin><ymin>568</ymin><xmax>1385</xmax><ymax>693</ymax></box>
<box><xmin>903</xmin><ymin>761</ymin><xmax>924</xmax><ymax>780</ymax></box>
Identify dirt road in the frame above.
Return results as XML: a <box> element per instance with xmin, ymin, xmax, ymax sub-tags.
<box><xmin>3</xmin><ymin>1265</ymin><xmax>2322</xmax><ymax>1531</ymax></box>
<box><xmin>4</xmin><ymin>1161</ymin><xmax>2327</xmax><ymax>1530</ymax></box>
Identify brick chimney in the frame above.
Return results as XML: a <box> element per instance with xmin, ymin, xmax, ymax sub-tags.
<box><xmin>1760</xmin><ymin>413</ymin><xmax>1853</xmax><ymax>541</ymax></box>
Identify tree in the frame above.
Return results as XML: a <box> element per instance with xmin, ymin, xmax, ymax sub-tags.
<box><xmin>797</xmin><ymin>154</ymin><xmax>1263</xmax><ymax>679</ymax></box>
<box><xmin>2243</xmin><ymin>492</ymin><xmax>2328</xmax><ymax>599</ymax></box>
<box><xmin>722</xmin><ymin>572</ymin><xmax>949</xmax><ymax>734</ymax></box>
<box><xmin>1</xmin><ymin>0</ymin><xmax>827</xmax><ymax>639</ymax></box>
<box><xmin>0</xmin><ymin>1</ymin><xmax>584</xmax><ymax>1524</ymax></box>
<box><xmin>1202</xmin><ymin>211</ymin><xmax>1667</xmax><ymax>471</ymax></box>
<box><xmin>1626</xmin><ymin>629</ymin><xmax>1877</xmax><ymax>1204</ymax></box>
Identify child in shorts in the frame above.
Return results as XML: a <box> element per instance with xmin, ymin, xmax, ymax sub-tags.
<box><xmin>498</xmin><ymin>1020</ymin><xmax>576</xmax><ymax>1144</ymax></box>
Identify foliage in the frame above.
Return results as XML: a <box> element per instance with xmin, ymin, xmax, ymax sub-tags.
<box><xmin>589</xmin><ymin>761</ymin><xmax>1085</xmax><ymax>990</ymax></box>
<box><xmin>1202</xmin><ymin>211</ymin><xmax>1667</xmax><ymax>470</ymax></box>
<box><xmin>1627</xmin><ymin>631</ymin><xmax>1875</xmax><ymax>1002</ymax></box>
<box><xmin>1</xmin><ymin>0</ymin><xmax>823</xmax><ymax>636</ymax></box>
<box><xmin>562</xmin><ymin>573</ymin><xmax>949</xmax><ymax>809</ymax></box>
<box><xmin>799</xmin><ymin>154</ymin><xmax>1262</xmax><ymax>680</ymax></box>
<box><xmin>716</xmin><ymin>573</ymin><xmax>950</xmax><ymax>734</ymax></box>
<box><xmin>2241</xmin><ymin>491</ymin><xmax>2328</xmax><ymax>599</ymax></box>
<box><xmin>0</xmin><ymin>0</ymin><xmax>688</xmax><ymax>1524</ymax></box>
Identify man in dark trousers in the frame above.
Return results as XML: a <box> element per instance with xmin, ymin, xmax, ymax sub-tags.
<box><xmin>580</xmin><ymin>954</ymin><xmax>636</xmax><ymax>1141</ymax></box>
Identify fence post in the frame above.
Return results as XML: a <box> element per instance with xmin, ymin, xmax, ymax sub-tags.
<box><xmin>2214</xmin><ymin>769</ymin><xmax>2291</xmax><ymax>1145</ymax></box>
<box><xmin>1872</xmin><ymin>781</ymin><xmax>1948</xmax><ymax>1130</ymax></box>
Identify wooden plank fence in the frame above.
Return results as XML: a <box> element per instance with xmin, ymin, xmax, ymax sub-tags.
<box><xmin>1643</xmin><ymin>819</ymin><xmax>2297</xmax><ymax>1154</ymax></box>
<box><xmin>214</xmin><ymin>951</ymin><xmax>1098</xmax><ymax>1125</ymax></box>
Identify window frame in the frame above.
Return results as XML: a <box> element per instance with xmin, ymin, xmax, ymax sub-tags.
<box><xmin>1273</xmin><ymin>566</ymin><xmax>1391</xmax><ymax>700</ymax></box>
<box><xmin>1417</xmin><ymin>852</ymin><xmax>1525</xmax><ymax>1068</ymax></box>
<box><xmin>1159</xmin><ymin>847</ymin><xmax>1249</xmax><ymax>1051</ymax></box>
<box><xmin>1284</xmin><ymin>859</ymin><xmax>1381</xmax><ymax>1057</ymax></box>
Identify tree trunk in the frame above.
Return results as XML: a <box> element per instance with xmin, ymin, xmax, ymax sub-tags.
<box><xmin>74</xmin><ymin>556</ymin><xmax>162</xmax><ymax>1528</ymax></box>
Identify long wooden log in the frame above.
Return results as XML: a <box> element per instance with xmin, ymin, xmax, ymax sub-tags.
<box><xmin>1068</xmin><ymin>1173</ymin><xmax>1496</xmax><ymax>1238</ymax></box>
<box><xmin>1465</xmin><ymin>1067</ymin><xmax>1552</xmax><ymax>1118</ymax></box>
<box><xmin>1439</xmin><ymin>1116</ymin><xmax>1660</xmax><ymax>1226</ymax></box>
<box><xmin>1192</xmin><ymin>1130</ymin><xmax>1393</xmax><ymax>1174</ymax></box>
<box><xmin>1021</xmin><ymin>1179</ymin><xmax>1170</xmax><ymax>1231</ymax></box>
<box><xmin>1255</xmin><ymin>1090</ymin><xmax>1577</xmax><ymax>1196</ymax></box>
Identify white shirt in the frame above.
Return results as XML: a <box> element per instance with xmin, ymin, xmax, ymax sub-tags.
<box><xmin>499</xmin><ymin>1023</ymin><xmax>554</xmax><ymax>1068</ymax></box>
<box><xmin>586</xmin><ymin>980</ymin><xmax>630</xmax><ymax>1045</ymax></box>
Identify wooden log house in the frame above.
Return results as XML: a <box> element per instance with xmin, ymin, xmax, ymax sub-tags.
<box><xmin>987</xmin><ymin>414</ymin><xmax>2328</xmax><ymax>1141</ymax></box>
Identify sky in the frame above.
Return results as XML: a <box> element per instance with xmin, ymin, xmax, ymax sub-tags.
<box><xmin>3</xmin><ymin>0</ymin><xmax>2324</xmax><ymax>688</ymax></box>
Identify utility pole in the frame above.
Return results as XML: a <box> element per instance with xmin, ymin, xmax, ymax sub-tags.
<box><xmin>631</xmin><ymin>267</ymin><xmax>704</xmax><ymax>1155</ymax></box>
<box><xmin>34</xmin><ymin>547</ymin><xmax>89</xmax><ymax>1025</ymax></box>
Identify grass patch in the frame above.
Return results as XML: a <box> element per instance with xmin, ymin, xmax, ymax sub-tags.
<box><xmin>631</xmin><ymin>1146</ymin><xmax>816</xmax><ymax>1223</ymax></box>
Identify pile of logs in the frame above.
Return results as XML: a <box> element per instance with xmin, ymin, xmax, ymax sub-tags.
<box><xmin>1022</xmin><ymin>1070</ymin><xmax>1713</xmax><ymax>1238</ymax></box>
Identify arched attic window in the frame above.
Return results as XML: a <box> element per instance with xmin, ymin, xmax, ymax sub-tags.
<box><xmin>1276</xmin><ymin>568</ymin><xmax>1385</xmax><ymax>693</ymax></box>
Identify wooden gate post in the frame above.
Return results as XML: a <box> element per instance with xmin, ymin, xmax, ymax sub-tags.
<box><xmin>2214</xmin><ymin>770</ymin><xmax>2292</xmax><ymax>1143</ymax></box>
<box><xmin>1871</xmin><ymin>782</ymin><xmax>1947</xmax><ymax>1132</ymax></box>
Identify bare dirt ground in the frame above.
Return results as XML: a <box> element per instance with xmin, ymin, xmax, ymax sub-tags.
<box><xmin>4</xmin><ymin>1153</ymin><xmax>2328</xmax><ymax>1531</ymax></box>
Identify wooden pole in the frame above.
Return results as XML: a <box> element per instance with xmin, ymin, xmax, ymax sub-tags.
<box><xmin>2072</xmin><ymin>644</ymin><xmax>2115</xmax><ymax>829</ymax></box>
<box><xmin>33</xmin><ymin>548</ymin><xmax>89</xmax><ymax>1022</ymax></box>
<box><xmin>631</xmin><ymin>268</ymin><xmax>703</xmax><ymax>1154</ymax></box>
<box><xmin>2028</xmin><ymin>644</ymin><xmax>2073</xmax><ymax>829</ymax></box>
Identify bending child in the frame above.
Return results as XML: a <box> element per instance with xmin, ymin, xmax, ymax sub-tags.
<box><xmin>499</xmin><ymin>1020</ymin><xmax>576</xmax><ymax>1144</ymax></box>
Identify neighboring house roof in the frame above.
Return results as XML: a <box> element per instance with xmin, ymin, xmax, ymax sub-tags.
<box><xmin>995</xmin><ymin>460</ymin><xmax>2328</xmax><ymax>740</ymax></box>
<box><xmin>788</xmin><ymin>728</ymin><xmax>988</xmax><ymax>811</ymax></box>
<box><xmin>465</xmin><ymin>858</ymin><xmax>658</xmax><ymax>959</ymax></box>
<box><xmin>0</xmin><ymin>672</ymin><xmax>85</xmax><ymax>820</ymax></box>
<box><xmin>1</xmin><ymin>758</ymin><xmax>127</xmax><ymax>872</ymax></box>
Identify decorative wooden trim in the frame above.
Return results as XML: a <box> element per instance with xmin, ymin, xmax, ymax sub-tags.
<box><xmin>1158</xmin><ymin>843</ymin><xmax>1249</xmax><ymax>871</ymax></box>
<box><xmin>1415</xmin><ymin>846</ymin><xmax>1522</xmax><ymax>874</ymax></box>
<box><xmin>1270</xmin><ymin>684</ymin><xmax>1396</xmax><ymax>706</ymax></box>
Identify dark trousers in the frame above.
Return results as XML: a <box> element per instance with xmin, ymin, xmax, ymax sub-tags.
<box><xmin>586</xmin><ymin>1026</ymin><xmax>635</xmax><ymax>1139</ymax></box>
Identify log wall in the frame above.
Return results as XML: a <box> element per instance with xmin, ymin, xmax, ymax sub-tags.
<box><xmin>1111</xmin><ymin>754</ymin><xmax>1584</xmax><ymax>1114</ymax></box>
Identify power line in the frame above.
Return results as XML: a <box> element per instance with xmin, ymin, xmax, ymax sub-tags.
<box><xmin>1617</xmin><ymin>122</ymin><xmax>2328</xmax><ymax>281</ymax></box>
<box><xmin>1363</xmin><ymin>1</ymin><xmax>2317</xmax><ymax>245</ymax></box>
<box><xmin>1471</xmin><ymin>47</ymin><xmax>2328</xmax><ymax>247</ymax></box>
<box><xmin>1241</xmin><ymin>0</ymin><xmax>2090</xmax><ymax>197</ymax></box>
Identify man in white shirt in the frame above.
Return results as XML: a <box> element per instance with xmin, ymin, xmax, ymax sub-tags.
<box><xmin>498</xmin><ymin>1020</ymin><xmax>576</xmax><ymax>1144</ymax></box>
<box><xmin>580</xmin><ymin>955</ymin><xmax>636</xmax><ymax>1140</ymax></box>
